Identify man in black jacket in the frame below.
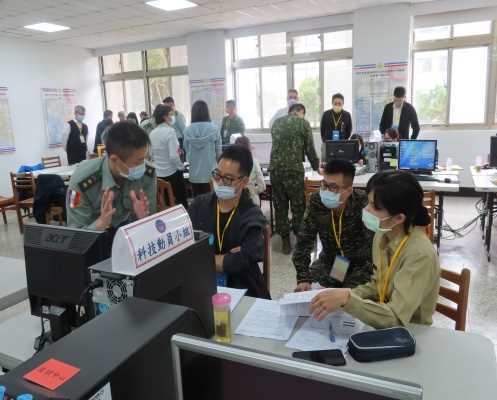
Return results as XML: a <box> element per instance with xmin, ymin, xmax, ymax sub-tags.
<box><xmin>188</xmin><ymin>145</ymin><xmax>270</xmax><ymax>299</ymax></box>
<box><xmin>320</xmin><ymin>93</ymin><xmax>353</xmax><ymax>142</ymax></box>
<box><xmin>379</xmin><ymin>87</ymin><xmax>420</xmax><ymax>140</ymax></box>
<box><xmin>93</xmin><ymin>109</ymin><xmax>113</xmax><ymax>153</ymax></box>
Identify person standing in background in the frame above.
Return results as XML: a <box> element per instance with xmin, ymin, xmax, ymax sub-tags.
<box><xmin>380</xmin><ymin>87</ymin><xmax>420</xmax><ymax>140</ymax></box>
<box><xmin>320</xmin><ymin>93</ymin><xmax>353</xmax><ymax>141</ymax></box>
<box><xmin>163</xmin><ymin>97</ymin><xmax>187</xmax><ymax>145</ymax></box>
<box><xmin>127</xmin><ymin>112</ymin><xmax>139</xmax><ymax>125</ymax></box>
<box><xmin>140</xmin><ymin>105</ymin><xmax>159</xmax><ymax>135</ymax></box>
<box><xmin>62</xmin><ymin>105</ymin><xmax>88</xmax><ymax>165</ymax></box>
<box><xmin>150</xmin><ymin>104</ymin><xmax>187</xmax><ymax>209</ymax></box>
<box><xmin>221</xmin><ymin>100</ymin><xmax>245</xmax><ymax>145</ymax></box>
<box><xmin>117</xmin><ymin>111</ymin><xmax>126</xmax><ymax>122</ymax></box>
<box><xmin>94</xmin><ymin>109</ymin><xmax>113</xmax><ymax>153</ymax></box>
<box><xmin>269</xmin><ymin>89</ymin><xmax>299</xmax><ymax>129</ymax></box>
<box><xmin>139</xmin><ymin>111</ymin><xmax>149</xmax><ymax>123</ymax></box>
<box><xmin>183</xmin><ymin>100</ymin><xmax>222</xmax><ymax>197</ymax></box>
<box><xmin>234</xmin><ymin>136</ymin><xmax>266</xmax><ymax>205</ymax></box>
<box><xmin>270</xmin><ymin>103</ymin><xmax>320</xmax><ymax>255</ymax></box>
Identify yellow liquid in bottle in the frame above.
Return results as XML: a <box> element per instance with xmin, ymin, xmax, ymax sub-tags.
<box><xmin>213</xmin><ymin>307</ymin><xmax>232</xmax><ymax>343</ymax></box>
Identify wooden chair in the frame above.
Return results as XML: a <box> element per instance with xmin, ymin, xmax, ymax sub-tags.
<box><xmin>156</xmin><ymin>178</ymin><xmax>176</xmax><ymax>211</ymax></box>
<box><xmin>304</xmin><ymin>178</ymin><xmax>321</xmax><ymax>204</ymax></box>
<box><xmin>41</xmin><ymin>155</ymin><xmax>62</xmax><ymax>169</ymax></box>
<box><xmin>423</xmin><ymin>191</ymin><xmax>437</xmax><ymax>242</ymax></box>
<box><xmin>96</xmin><ymin>144</ymin><xmax>106</xmax><ymax>158</ymax></box>
<box><xmin>262</xmin><ymin>224</ymin><xmax>271</xmax><ymax>292</ymax></box>
<box><xmin>10</xmin><ymin>172</ymin><xmax>35</xmax><ymax>233</ymax></box>
<box><xmin>0</xmin><ymin>196</ymin><xmax>15</xmax><ymax>224</ymax></box>
<box><xmin>436</xmin><ymin>268</ymin><xmax>471</xmax><ymax>331</ymax></box>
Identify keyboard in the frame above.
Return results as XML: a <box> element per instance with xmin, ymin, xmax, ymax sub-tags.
<box><xmin>415</xmin><ymin>175</ymin><xmax>439</xmax><ymax>182</ymax></box>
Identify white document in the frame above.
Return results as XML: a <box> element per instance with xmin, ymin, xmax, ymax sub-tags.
<box><xmin>286</xmin><ymin>317</ymin><xmax>348</xmax><ymax>352</ymax></box>
<box><xmin>279</xmin><ymin>289</ymin><xmax>327</xmax><ymax>317</ymax></box>
<box><xmin>216</xmin><ymin>286</ymin><xmax>247</xmax><ymax>312</ymax></box>
<box><xmin>235</xmin><ymin>299</ymin><xmax>299</xmax><ymax>341</ymax></box>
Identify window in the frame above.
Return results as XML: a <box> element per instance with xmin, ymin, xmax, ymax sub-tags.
<box><xmin>229</xmin><ymin>29</ymin><xmax>353</xmax><ymax>130</ymax></box>
<box><xmin>412</xmin><ymin>21</ymin><xmax>496</xmax><ymax>127</ymax></box>
<box><xmin>100</xmin><ymin>46</ymin><xmax>189</xmax><ymax>118</ymax></box>
<box><xmin>450</xmin><ymin>47</ymin><xmax>488</xmax><ymax>124</ymax></box>
<box><xmin>236</xmin><ymin>68</ymin><xmax>261</xmax><ymax>129</ymax></box>
<box><xmin>413</xmin><ymin>50</ymin><xmax>448</xmax><ymax>125</ymax></box>
<box><xmin>294</xmin><ymin>62</ymin><xmax>320</xmax><ymax>127</ymax></box>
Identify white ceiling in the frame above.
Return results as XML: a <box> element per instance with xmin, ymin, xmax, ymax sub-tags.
<box><xmin>0</xmin><ymin>0</ymin><xmax>457</xmax><ymax>50</ymax></box>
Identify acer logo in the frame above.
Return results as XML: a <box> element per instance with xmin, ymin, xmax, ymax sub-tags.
<box><xmin>45</xmin><ymin>233</ymin><xmax>70</xmax><ymax>244</ymax></box>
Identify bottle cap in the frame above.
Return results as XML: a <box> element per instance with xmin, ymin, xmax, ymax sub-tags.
<box><xmin>17</xmin><ymin>395</ymin><xmax>34</xmax><ymax>400</ymax></box>
<box><xmin>212</xmin><ymin>293</ymin><xmax>231</xmax><ymax>306</ymax></box>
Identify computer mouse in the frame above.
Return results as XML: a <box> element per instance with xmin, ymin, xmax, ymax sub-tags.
<box><xmin>444</xmin><ymin>178</ymin><xmax>452</xmax><ymax>183</ymax></box>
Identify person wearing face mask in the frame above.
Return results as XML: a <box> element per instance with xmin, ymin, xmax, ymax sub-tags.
<box><xmin>163</xmin><ymin>97</ymin><xmax>187</xmax><ymax>145</ymax></box>
<box><xmin>66</xmin><ymin>121</ymin><xmax>156</xmax><ymax>237</ymax></box>
<box><xmin>270</xmin><ymin>103</ymin><xmax>320</xmax><ymax>255</ymax></box>
<box><xmin>293</xmin><ymin>160</ymin><xmax>373</xmax><ymax>292</ymax></box>
<box><xmin>188</xmin><ymin>145</ymin><xmax>270</xmax><ymax>299</ymax></box>
<box><xmin>220</xmin><ymin>100</ymin><xmax>245</xmax><ymax>145</ymax></box>
<box><xmin>269</xmin><ymin>89</ymin><xmax>299</xmax><ymax>129</ymax></box>
<box><xmin>380</xmin><ymin>87</ymin><xmax>420</xmax><ymax>140</ymax></box>
<box><xmin>150</xmin><ymin>104</ymin><xmax>187</xmax><ymax>209</ymax></box>
<box><xmin>320</xmin><ymin>93</ymin><xmax>353</xmax><ymax>141</ymax></box>
<box><xmin>310</xmin><ymin>171</ymin><xmax>440</xmax><ymax>328</ymax></box>
<box><xmin>62</xmin><ymin>105</ymin><xmax>88</xmax><ymax>165</ymax></box>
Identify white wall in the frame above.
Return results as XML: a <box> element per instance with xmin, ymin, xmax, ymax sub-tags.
<box><xmin>0</xmin><ymin>37</ymin><xmax>102</xmax><ymax>196</ymax></box>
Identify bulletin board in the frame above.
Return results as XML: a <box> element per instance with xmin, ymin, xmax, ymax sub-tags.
<box><xmin>190</xmin><ymin>78</ymin><xmax>225</xmax><ymax>128</ymax></box>
<box><xmin>0</xmin><ymin>87</ymin><xmax>15</xmax><ymax>153</ymax></box>
<box><xmin>41</xmin><ymin>88</ymin><xmax>77</xmax><ymax>148</ymax></box>
<box><xmin>353</xmin><ymin>62</ymin><xmax>408</xmax><ymax>141</ymax></box>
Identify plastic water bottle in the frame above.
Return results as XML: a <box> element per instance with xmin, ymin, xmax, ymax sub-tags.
<box><xmin>212</xmin><ymin>293</ymin><xmax>232</xmax><ymax>344</ymax></box>
<box><xmin>0</xmin><ymin>386</ymin><xmax>6</xmax><ymax>399</ymax></box>
<box><xmin>17</xmin><ymin>395</ymin><xmax>34</xmax><ymax>400</ymax></box>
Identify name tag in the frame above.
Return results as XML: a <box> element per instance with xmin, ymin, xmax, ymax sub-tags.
<box><xmin>330</xmin><ymin>255</ymin><xmax>350</xmax><ymax>282</ymax></box>
<box><xmin>332</xmin><ymin>130</ymin><xmax>340</xmax><ymax>141</ymax></box>
<box><xmin>80</xmin><ymin>134</ymin><xmax>86</xmax><ymax>143</ymax></box>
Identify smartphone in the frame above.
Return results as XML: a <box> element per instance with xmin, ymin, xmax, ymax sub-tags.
<box><xmin>293</xmin><ymin>349</ymin><xmax>346</xmax><ymax>366</ymax></box>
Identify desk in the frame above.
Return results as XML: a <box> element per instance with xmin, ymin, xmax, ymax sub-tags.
<box><xmin>264</xmin><ymin>171</ymin><xmax>460</xmax><ymax>252</ymax></box>
<box><xmin>471</xmin><ymin>167</ymin><xmax>497</xmax><ymax>261</ymax></box>
<box><xmin>32</xmin><ymin>165</ymin><xmax>76</xmax><ymax>180</ymax></box>
<box><xmin>232</xmin><ymin>297</ymin><xmax>497</xmax><ymax>400</ymax></box>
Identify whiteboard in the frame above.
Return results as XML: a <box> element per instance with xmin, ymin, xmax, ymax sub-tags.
<box><xmin>190</xmin><ymin>78</ymin><xmax>225</xmax><ymax>128</ymax></box>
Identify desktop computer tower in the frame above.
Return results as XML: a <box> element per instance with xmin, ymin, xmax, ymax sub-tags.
<box><xmin>366</xmin><ymin>142</ymin><xmax>379</xmax><ymax>173</ymax></box>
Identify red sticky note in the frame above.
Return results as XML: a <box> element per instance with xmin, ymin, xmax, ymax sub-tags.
<box><xmin>24</xmin><ymin>358</ymin><xmax>80</xmax><ymax>391</ymax></box>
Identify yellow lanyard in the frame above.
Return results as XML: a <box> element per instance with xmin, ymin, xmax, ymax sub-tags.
<box><xmin>332</xmin><ymin>112</ymin><xmax>342</xmax><ymax>129</ymax></box>
<box><xmin>331</xmin><ymin>207</ymin><xmax>345</xmax><ymax>256</ymax></box>
<box><xmin>378</xmin><ymin>235</ymin><xmax>410</xmax><ymax>304</ymax></box>
<box><xmin>216</xmin><ymin>203</ymin><xmax>237</xmax><ymax>253</ymax></box>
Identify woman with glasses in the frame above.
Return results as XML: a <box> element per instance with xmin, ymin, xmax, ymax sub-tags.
<box><xmin>188</xmin><ymin>145</ymin><xmax>271</xmax><ymax>299</ymax></box>
<box><xmin>293</xmin><ymin>160</ymin><xmax>374</xmax><ymax>292</ymax></box>
<box><xmin>183</xmin><ymin>100</ymin><xmax>222</xmax><ymax>197</ymax></box>
<box><xmin>311</xmin><ymin>171</ymin><xmax>440</xmax><ymax>328</ymax></box>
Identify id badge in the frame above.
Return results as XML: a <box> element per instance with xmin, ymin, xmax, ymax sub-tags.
<box><xmin>332</xmin><ymin>130</ymin><xmax>340</xmax><ymax>141</ymax></box>
<box><xmin>330</xmin><ymin>255</ymin><xmax>350</xmax><ymax>282</ymax></box>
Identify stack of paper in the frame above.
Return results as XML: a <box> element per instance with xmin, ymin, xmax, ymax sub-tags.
<box><xmin>286</xmin><ymin>317</ymin><xmax>348</xmax><ymax>352</ymax></box>
<box><xmin>216</xmin><ymin>286</ymin><xmax>247</xmax><ymax>312</ymax></box>
<box><xmin>235</xmin><ymin>299</ymin><xmax>299</xmax><ymax>341</ymax></box>
<box><xmin>279</xmin><ymin>289</ymin><xmax>327</xmax><ymax>317</ymax></box>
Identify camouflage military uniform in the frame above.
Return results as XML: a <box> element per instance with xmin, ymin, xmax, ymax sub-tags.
<box><xmin>220</xmin><ymin>114</ymin><xmax>246</xmax><ymax>144</ymax></box>
<box><xmin>292</xmin><ymin>190</ymin><xmax>374</xmax><ymax>288</ymax></box>
<box><xmin>140</xmin><ymin>118</ymin><xmax>156</xmax><ymax>135</ymax></box>
<box><xmin>66</xmin><ymin>156</ymin><xmax>156</xmax><ymax>230</ymax></box>
<box><xmin>270</xmin><ymin>115</ymin><xmax>319</xmax><ymax>238</ymax></box>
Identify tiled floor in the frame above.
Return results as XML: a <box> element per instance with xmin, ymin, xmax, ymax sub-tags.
<box><xmin>1</xmin><ymin>196</ymin><xmax>497</xmax><ymax>354</ymax></box>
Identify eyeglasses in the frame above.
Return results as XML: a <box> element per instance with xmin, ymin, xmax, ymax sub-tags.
<box><xmin>320</xmin><ymin>180</ymin><xmax>345</xmax><ymax>193</ymax></box>
<box><xmin>212</xmin><ymin>169</ymin><xmax>243</xmax><ymax>186</ymax></box>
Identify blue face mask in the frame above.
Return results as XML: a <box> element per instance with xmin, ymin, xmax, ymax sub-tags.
<box><xmin>120</xmin><ymin>162</ymin><xmax>146</xmax><ymax>181</ymax></box>
<box><xmin>75</xmin><ymin>114</ymin><xmax>85</xmax><ymax>123</ymax></box>
<box><xmin>213</xmin><ymin>181</ymin><xmax>237</xmax><ymax>200</ymax></box>
<box><xmin>319</xmin><ymin>189</ymin><xmax>342</xmax><ymax>209</ymax></box>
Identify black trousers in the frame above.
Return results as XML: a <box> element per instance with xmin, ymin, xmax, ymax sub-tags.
<box><xmin>159</xmin><ymin>170</ymin><xmax>188</xmax><ymax>209</ymax></box>
<box><xmin>191</xmin><ymin>183</ymin><xmax>211</xmax><ymax>198</ymax></box>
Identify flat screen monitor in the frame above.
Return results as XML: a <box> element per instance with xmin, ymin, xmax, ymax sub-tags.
<box><xmin>172</xmin><ymin>335</ymin><xmax>423</xmax><ymax>400</ymax></box>
<box><xmin>325</xmin><ymin>140</ymin><xmax>359</xmax><ymax>163</ymax></box>
<box><xmin>490</xmin><ymin>136</ymin><xmax>497</xmax><ymax>168</ymax></box>
<box><xmin>398</xmin><ymin>140</ymin><xmax>437</xmax><ymax>172</ymax></box>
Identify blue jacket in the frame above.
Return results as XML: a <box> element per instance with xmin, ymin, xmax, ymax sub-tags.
<box><xmin>183</xmin><ymin>122</ymin><xmax>222</xmax><ymax>184</ymax></box>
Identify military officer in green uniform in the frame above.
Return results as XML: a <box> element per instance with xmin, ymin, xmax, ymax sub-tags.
<box><xmin>270</xmin><ymin>103</ymin><xmax>320</xmax><ymax>255</ymax></box>
<box><xmin>220</xmin><ymin>100</ymin><xmax>245</xmax><ymax>145</ymax></box>
<box><xmin>67</xmin><ymin>122</ymin><xmax>156</xmax><ymax>233</ymax></box>
<box><xmin>293</xmin><ymin>160</ymin><xmax>374</xmax><ymax>291</ymax></box>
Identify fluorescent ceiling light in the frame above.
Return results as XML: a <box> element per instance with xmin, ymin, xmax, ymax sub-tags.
<box><xmin>24</xmin><ymin>23</ymin><xmax>70</xmax><ymax>32</ymax></box>
<box><xmin>146</xmin><ymin>0</ymin><xmax>198</xmax><ymax>12</ymax></box>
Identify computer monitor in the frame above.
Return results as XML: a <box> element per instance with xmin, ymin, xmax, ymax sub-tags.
<box><xmin>398</xmin><ymin>140</ymin><xmax>437</xmax><ymax>173</ymax></box>
<box><xmin>489</xmin><ymin>136</ymin><xmax>497</xmax><ymax>168</ymax></box>
<box><xmin>325</xmin><ymin>140</ymin><xmax>359</xmax><ymax>163</ymax></box>
<box><xmin>23</xmin><ymin>224</ymin><xmax>112</xmax><ymax>343</ymax></box>
<box><xmin>172</xmin><ymin>335</ymin><xmax>423</xmax><ymax>400</ymax></box>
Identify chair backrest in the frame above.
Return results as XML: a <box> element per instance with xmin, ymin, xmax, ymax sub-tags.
<box><xmin>262</xmin><ymin>224</ymin><xmax>271</xmax><ymax>291</ymax></box>
<box><xmin>423</xmin><ymin>191</ymin><xmax>436</xmax><ymax>242</ymax></box>
<box><xmin>10</xmin><ymin>172</ymin><xmax>35</xmax><ymax>202</ymax></box>
<box><xmin>157</xmin><ymin>178</ymin><xmax>176</xmax><ymax>211</ymax></box>
<box><xmin>304</xmin><ymin>179</ymin><xmax>321</xmax><ymax>204</ymax></box>
<box><xmin>41</xmin><ymin>155</ymin><xmax>62</xmax><ymax>169</ymax></box>
<box><xmin>97</xmin><ymin>144</ymin><xmax>106</xmax><ymax>158</ymax></box>
<box><xmin>436</xmin><ymin>268</ymin><xmax>470</xmax><ymax>331</ymax></box>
